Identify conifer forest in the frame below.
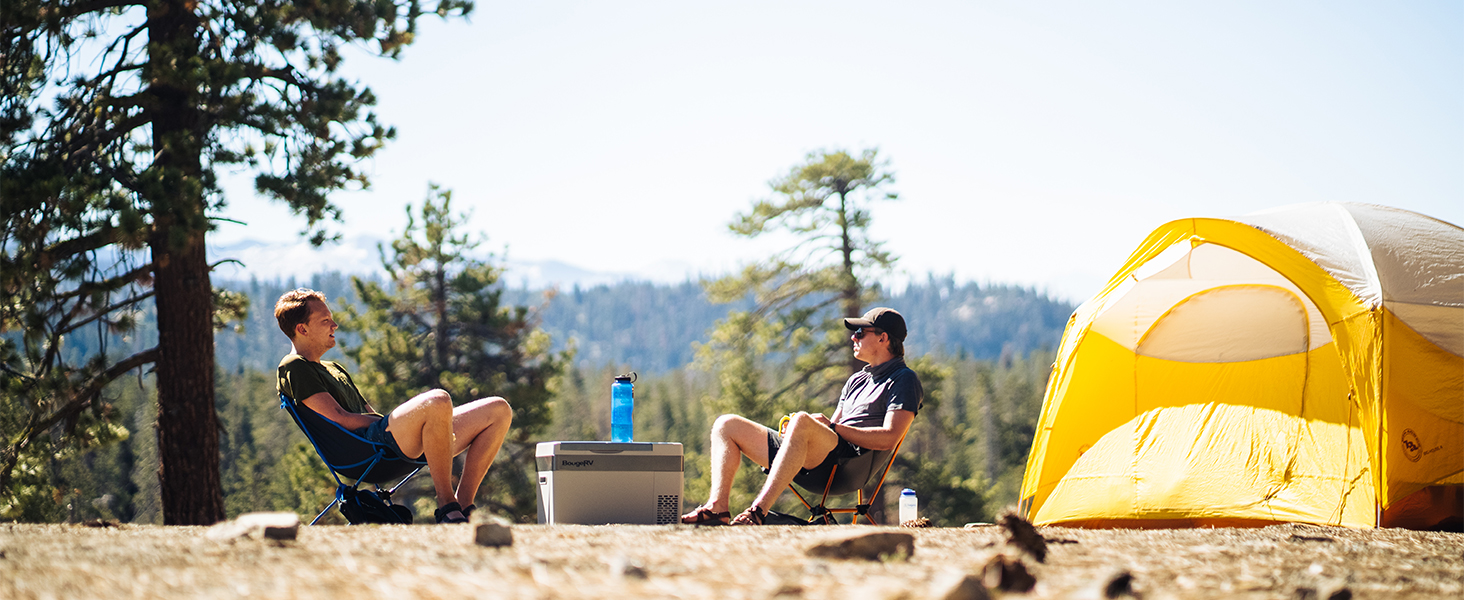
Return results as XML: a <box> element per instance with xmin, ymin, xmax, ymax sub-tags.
<box><xmin>3</xmin><ymin>186</ymin><xmax>1073</xmax><ymax>526</ymax></box>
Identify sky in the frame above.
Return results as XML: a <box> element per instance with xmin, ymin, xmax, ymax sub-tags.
<box><xmin>213</xmin><ymin>1</ymin><xmax>1463</xmax><ymax>302</ymax></box>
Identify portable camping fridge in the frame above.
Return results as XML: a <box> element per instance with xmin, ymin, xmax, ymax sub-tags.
<box><xmin>535</xmin><ymin>441</ymin><xmax>683</xmax><ymax>525</ymax></box>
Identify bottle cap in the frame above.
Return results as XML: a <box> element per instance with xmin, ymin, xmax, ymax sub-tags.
<box><xmin>901</xmin><ymin>488</ymin><xmax>915</xmax><ymax>495</ymax></box>
<box><xmin>614</xmin><ymin>371</ymin><xmax>637</xmax><ymax>383</ymax></box>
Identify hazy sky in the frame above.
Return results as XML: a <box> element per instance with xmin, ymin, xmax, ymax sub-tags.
<box><xmin>215</xmin><ymin>1</ymin><xmax>1463</xmax><ymax>301</ymax></box>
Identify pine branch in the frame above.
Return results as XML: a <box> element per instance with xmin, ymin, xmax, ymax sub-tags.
<box><xmin>0</xmin><ymin>345</ymin><xmax>159</xmax><ymax>494</ymax></box>
<box><xmin>56</xmin><ymin>290</ymin><xmax>154</xmax><ymax>336</ymax></box>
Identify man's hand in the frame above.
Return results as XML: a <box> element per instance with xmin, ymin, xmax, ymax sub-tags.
<box><xmin>811</xmin><ymin>413</ymin><xmax>833</xmax><ymax>427</ymax></box>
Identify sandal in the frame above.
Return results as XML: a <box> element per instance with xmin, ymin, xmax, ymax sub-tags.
<box><xmin>731</xmin><ymin>506</ymin><xmax>767</xmax><ymax>526</ymax></box>
<box><xmin>462</xmin><ymin>504</ymin><xmax>477</xmax><ymax>520</ymax></box>
<box><xmin>680</xmin><ymin>505</ymin><xmax>731</xmax><ymax>526</ymax></box>
<box><xmin>434</xmin><ymin>502</ymin><xmax>469</xmax><ymax>524</ymax></box>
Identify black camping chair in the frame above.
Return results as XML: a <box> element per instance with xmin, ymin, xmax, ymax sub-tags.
<box><xmin>279</xmin><ymin>393</ymin><xmax>427</xmax><ymax>525</ymax></box>
<box><xmin>786</xmin><ymin>427</ymin><xmax>910</xmax><ymax>525</ymax></box>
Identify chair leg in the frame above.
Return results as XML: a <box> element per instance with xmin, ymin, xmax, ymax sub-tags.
<box><xmin>385</xmin><ymin>467</ymin><xmax>423</xmax><ymax>496</ymax></box>
<box><xmin>311</xmin><ymin>497</ymin><xmax>340</xmax><ymax>526</ymax></box>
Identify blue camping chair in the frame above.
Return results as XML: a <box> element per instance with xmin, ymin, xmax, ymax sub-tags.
<box><xmin>279</xmin><ymin>393</ymin><xmax>427</xmax><ymax>525</ymax></box>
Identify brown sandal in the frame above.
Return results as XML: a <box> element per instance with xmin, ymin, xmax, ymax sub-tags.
<box><xmin>680</xmin><ymin>505</ymin><xmax>731</xmax><ymax>526</ymax></box>
<box><xmin>730</xmin><ymin>506</ymin><xmax>767</xmax><ymax>526</ymax></box>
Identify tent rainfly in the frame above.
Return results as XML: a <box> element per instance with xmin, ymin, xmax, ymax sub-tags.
<box><xmin>1020</xmin><ymin>203</ymin><xmax>1463</xmax><ymax>529</ymax></box>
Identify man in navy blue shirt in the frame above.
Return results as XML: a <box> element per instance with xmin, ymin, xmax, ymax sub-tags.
<box><xmin>681</xmin><ymin>307</ymin><xmax>923</xmax><ymax>526</ymax></box>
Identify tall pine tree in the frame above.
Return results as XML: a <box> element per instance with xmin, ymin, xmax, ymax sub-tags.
<box><xmin>341</xmin><ymin>185</ymin><xmax>568</xmax><ymax>520</ymax></box>
<box><xmin>698</xmin><ymin>148</ymin><xmax>900</xmax><ymax>418</ymax></box>
<box><xmin>1</xmin><ymin>0</ymin><xmax>471</xmax><ymax>523</ymax></box>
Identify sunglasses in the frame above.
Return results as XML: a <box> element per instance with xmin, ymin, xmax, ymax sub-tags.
<box><xmin>853</xmin><ymin>328</ymin><xmax>884</xmax><ymax>339</ymax></box>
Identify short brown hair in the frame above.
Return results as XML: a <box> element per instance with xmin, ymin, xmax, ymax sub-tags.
<box><xmin>275</xmin><ymin>288</ymin><xmax>327</xmax><ymax>339</ymax></box>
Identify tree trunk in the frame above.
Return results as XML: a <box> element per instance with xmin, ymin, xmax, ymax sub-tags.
<box><xmin>980</xmin><ymin>370</ymin><xmax>998</xmax><ymax>484</ymax></box>
<box><xmin>836</xmin><ymin>190</ymin><xmax>862</xmax><ymax>374</ymax></box>
<box><xmin>149</xmin><ymin>0</ymin><xmax>225</xmax><ymax>526</ymax></box>
<box><xmin>434</xmin><ymin>263</ymin><xmax>448</xmax><ymax>388</ymax></box>
<box><xmin>152</xmin><ymin>228</ymin><xmax>224</xmax><ymax>524</ymax></box>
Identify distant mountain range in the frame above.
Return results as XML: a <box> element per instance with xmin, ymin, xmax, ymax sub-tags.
<box><xmin>208</xmin><ymin>236</ymin><xmax>704</xmax><ymax>290</ymax></box>
<box><xmin>43</xmin><ymin>238</ymin><xmax>1076</xmax><ymax>376</ymax></box>
<box><xmin>209</xmin><ymin>274</ymin><xmax>1074</xmax><ymax>375</ymax></box>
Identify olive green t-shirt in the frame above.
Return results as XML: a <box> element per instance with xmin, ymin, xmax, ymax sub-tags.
<box><xmin>278</xmin><ymin>354</ymin><xmax>373</xmax><ymax>415</ymax></box>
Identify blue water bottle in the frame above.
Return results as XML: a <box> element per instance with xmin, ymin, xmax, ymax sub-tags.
<box><xmin>611</xmin><ymin>372</ymin><xmax>636</xmax><ymax>443</ymax></box>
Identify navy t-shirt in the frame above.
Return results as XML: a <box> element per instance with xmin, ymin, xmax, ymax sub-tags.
<box><xmin>836</xmin><ymin>358</ymin><xmax>923</xmax><ymax>428</ymax></box>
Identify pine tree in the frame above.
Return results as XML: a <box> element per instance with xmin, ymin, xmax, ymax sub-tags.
<box><xmin>340</xmin><ymin>185</ymin><xmax>568</xmax><ymax>520</ymax></box>
<box><xmin>1</xmin><ymin>0</ymin><xmax>471</xmax><ymax>523</ymax></box>
<box><xmin>698</xmin><ymin>148</ymin><xmax>899</xmax><ymax>417</ymax></box>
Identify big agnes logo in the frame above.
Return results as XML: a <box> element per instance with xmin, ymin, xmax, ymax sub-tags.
<box><xmin>1401</xmin><ymin>429</ymin><xmax>1422</xmax><ymax>462</ymax></box>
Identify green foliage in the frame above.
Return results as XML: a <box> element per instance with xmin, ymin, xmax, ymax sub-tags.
<box><xmin>691</xmin><ymin>148</ymin><xmax>904</xmax><ymax>516</ymax></box>
<box><xmin>338</xmin><ymin>185</ymin><xmax>570</xmax><ymax>522</ymax></box>
<box><xmin>2</xmin><ymin>0</ymin><xmax>472</xmax><ymax>523</ymax></box>
<box><xmin>0</xmin><ymin>181</ymin><xmax>159</xmax><ymax>498</ymax></box>
<box><xmin>0</xmin><ymin>374</ymin><xmax>151</xmax><ymax>523</ymax></box>
<box><xmin>1</xmin><ymin>322</ymin><xmax>1052</xmax><ymax>527</ymax></box>
<box><xmin>698</xmin><ymin>148</ymin><xmax>901</xmax><ymax>421</ymax></box>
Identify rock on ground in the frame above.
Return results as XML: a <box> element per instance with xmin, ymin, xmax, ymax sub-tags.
<box><xmin>805</xmin><ymin>531</ymin><xmax>915</xmax><ymax>561</ymax></box>
<box><xmin>205</xmin><ymin>512</ymin><xmax>300</xmax><ymax>542</ymax></box>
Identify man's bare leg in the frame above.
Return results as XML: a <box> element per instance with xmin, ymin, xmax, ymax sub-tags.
<box><xmin>746</xmin><ymin>412</ymin><xmax>839</xmax><ymax>513</ymax></box>
<box><xmin>447</xmin><ymin>397</ymin><xmax>513</xmax><ymax>507</ymax></box>
<box><xmin>385</xmin><ymin>389</ymin><xmax>458</xmax><ymax>509</ymax></box>
<box><xmin>682</xmin><ymin>414</ymin><xmax>771</xmax><ymax>519</ymax></box>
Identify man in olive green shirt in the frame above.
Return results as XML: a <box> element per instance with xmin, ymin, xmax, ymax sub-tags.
<box><xmin>275</xmin><ymin>289</ymin><xmax>512</xmax><ymax>524</ymax></box>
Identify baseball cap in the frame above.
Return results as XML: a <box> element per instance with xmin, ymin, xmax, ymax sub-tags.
<box><xmin>843</xmin><ymin>307</ymin><xmax>907</xmax><ymax>342</ymax></box>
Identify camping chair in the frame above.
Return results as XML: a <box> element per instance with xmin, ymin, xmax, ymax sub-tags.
<box><xmin>279</xmin><ymin>393</ymin><xmax>427</xmax><ymax>525</ymax></box>
<box><xmin>787</xmin><ymin>427</ymin><xmax>910</xmax><ymax>525</ymax></box>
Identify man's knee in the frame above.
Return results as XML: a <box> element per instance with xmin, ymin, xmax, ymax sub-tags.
<box><xmin>783</xmin><ymin>412</ymin><xmax>819</xmax><ymax>439</ymax></box>
<box><xmin>479</xmin><ymin>396</ymin><xmax>512</xmax><ymax>422</ymax></box>
<box><xmin>414</xmin><ymin>389</ymin><xmax>453</xmax><ymax>418</ymax></box>
<box><xmin>711</xmin><ymin>414</ymin><xmax>736</xmax><ymax>437</ymax></box>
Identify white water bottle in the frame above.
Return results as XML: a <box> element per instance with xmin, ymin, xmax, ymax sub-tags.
<box><xmin>899</xmin><ymin>488</ymin><xmax>918</xmax><ymax>523</ymax></box>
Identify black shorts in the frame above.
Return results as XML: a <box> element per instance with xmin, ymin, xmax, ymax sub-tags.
<box><xmin>763</xmin><ymin>425</ymin><xmax>874</xmax><ymax>492</ymax></box>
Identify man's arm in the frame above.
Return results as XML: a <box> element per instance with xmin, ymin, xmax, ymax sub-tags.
<box><xmin>827</xmin><ymin>409</ymin><xmax>914</xmax><ymax>451</ymax></box>
<box><xmin>301</xmin><ymin>392</ymin><xmax>382</xmax><ymax>430</ymax></box>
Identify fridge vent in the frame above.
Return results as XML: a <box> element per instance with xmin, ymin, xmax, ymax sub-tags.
<box><xmin>656</xmin><ymin>494</ymin><xmax>680</xmax><ymax>525</ymax></box>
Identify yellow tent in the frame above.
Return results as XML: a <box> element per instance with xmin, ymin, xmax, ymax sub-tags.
<box><xmin>1020</xmin><ymin>203</ymin><xmax>1463</xmax><ymax>529</ymax></box>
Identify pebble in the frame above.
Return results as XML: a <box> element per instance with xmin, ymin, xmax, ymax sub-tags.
<box><xmin>999</xmin><ymin>511</ymin><xmax>1048</xmax><ymax>562</ymax></box>
<box><xmin>805</xmin><ymin>532</ymin><xmax>915</xmax><ymax>561</ymax></box>
<box><xmin>205</xmin><ymin>512</ymin><xmax>299</xmax><ymax>542</ymax></box>
<box><xmin>1103</xmin><ymin>570</ymin><xmax>1136</xmax><ymax>598</ymax></box>
<box><xmin>982</xmin><ymin>553</ymin><xmax>1036</xmax><ymax>592</ymax></box>
<box><xmin>473</xmin><ymin>522</ymin><xmax>513</xmax><ymax>547</ymax></box>
<box><xmin>928</xmin><ymin>571</ymin><xmax>991</xmax><ymax>600</ymax></box>
<box><xmin>608</xmin><ymin>555</ymin><xmax>647</xmax><ymax>579</ymax></box>
<box><xmin>1293</xmin><ymin>583</ymin><xmax>1352</xmax><ymax>600</ymax></box>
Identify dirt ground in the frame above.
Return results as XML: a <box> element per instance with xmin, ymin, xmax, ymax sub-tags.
<box><xmin>1</xmin><ymin>521</ymin><xmax>1459</xmax><ymax>599</ymax></box>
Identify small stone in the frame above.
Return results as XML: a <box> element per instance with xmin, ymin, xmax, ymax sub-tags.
<box><xmin>982</xmin><ymin>553</ymin><xmax>1036</xmax><ymax>593</ymax></box>
<box><xmin>473</xmin><ymin>521</ymin><xmax>513</xmax><ymax>547</ymax></box>
<box><xmin>1295</xmin><ymin>581</ymin><xmax>1352</xmax><ymax>600</ymax></box>
<box><xmin>206</xmin><ymin>512</ymin><xmax>299</xmax><ymax>542</ymax></box>
<box><xmin>999</xmin><ymin>511</ymin><xmax>1048</xmax><ymax>562</ymax></box>
<box><xmin>928</xmin><ymin>572</ymin><xmax>991</xmax><ymax>600</ymax></box>
<box><xmin>1103</xmin><ymin>570</ymin><xmax>1136</xmax><ymax>598</ymax></box>
<box><xmin>805</xmin><ymin>532</ymin><xmax>914</xmax><ymax>561</ymax></box>
<box><xmin>901</xmin><ymin>517</ymin><xmax>932</xmax><ymax>528</ymax></box>
<box><xmin>607</xmin><ymin>555</ymin><xmax>647</xmax><ymax>579</ymax></box>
